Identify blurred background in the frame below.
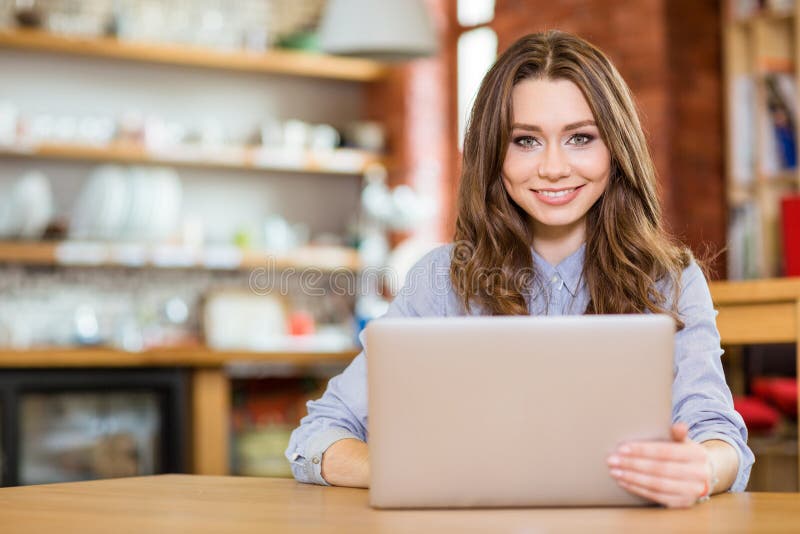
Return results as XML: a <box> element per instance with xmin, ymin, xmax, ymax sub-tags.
<box><xmin>0</xmin><ymin>0</ymin><xmax>796</xmax><ymax>493</ymax></box>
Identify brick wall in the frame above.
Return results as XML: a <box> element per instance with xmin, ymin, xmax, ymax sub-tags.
<box><xmin>666</xmin><ymin>0</ymin><xmax>727</xmax><ymax>276</ymax></box>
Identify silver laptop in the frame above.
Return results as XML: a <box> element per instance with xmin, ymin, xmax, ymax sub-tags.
<box><xmin>365</xmin><ymin>315</ymin><xmax>674</xmax><ymax>508</ymax></box>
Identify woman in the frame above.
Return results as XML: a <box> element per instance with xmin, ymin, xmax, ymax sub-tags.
<box><xmin>286</xmin><ymin>30</ymin><xmax>753</xmax><ymax>508</ymax></box>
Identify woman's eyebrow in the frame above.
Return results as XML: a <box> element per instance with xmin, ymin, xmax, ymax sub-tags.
<box><xmin>511</xmin><ymin>120</ymin><xmax>596</xmax><ymax>132</ymax></box>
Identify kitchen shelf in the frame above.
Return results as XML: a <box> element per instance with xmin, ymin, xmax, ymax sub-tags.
<box><xmin>0</xmin><ymin>241</ymin><xmax>362</xmax><ymax>271</ymax></box>
<box><xmin>0</xmin><ymin>28</ymin><xmax>388</xmax><ymax>82</ymax></box>
<box><xmin>0</xmin><ymin>346</ymin><xmax>360</xmax><ymax>367</ymax></box>
<box><xmin>0</xmin><ymin>141</ymin><xmax>385</xmax><ymax>176</ymax></box>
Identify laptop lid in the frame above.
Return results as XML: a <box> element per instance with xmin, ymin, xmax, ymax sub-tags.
<box><xmin>366</xmin><ymin>315</ymin><xmax>674</xmax><ymax>508</ymax></box>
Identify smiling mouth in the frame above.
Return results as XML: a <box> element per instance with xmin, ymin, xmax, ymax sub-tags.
<box><xmin>532</xmin><ymin>185</ymin><xmax>585</xmax><ymax>198</ymax></box>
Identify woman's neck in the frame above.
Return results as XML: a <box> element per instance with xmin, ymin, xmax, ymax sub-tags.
<box><xmin>531</xmin><ymin>219</ymin><xmax>586</xmax><ymax>267</ymax></box>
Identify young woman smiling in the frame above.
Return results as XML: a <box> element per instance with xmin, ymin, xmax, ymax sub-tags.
<box><xmin>286</xmin><ymin>31</ymin><xmax>753</xmax><ymax>509</ymax></box>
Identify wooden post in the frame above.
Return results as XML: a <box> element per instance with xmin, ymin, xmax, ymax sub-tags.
<box><xmin>191</xmin><ymin>368</ymin><xmax>230</xmax><ymax>475</ymax></box>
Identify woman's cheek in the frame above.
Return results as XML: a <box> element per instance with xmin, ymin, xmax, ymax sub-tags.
<box><xmin>508</xmin><ymin>153</ymin><xmax>540</xmax><ymax>182</ymax></box>
<box><xmin>569</xmin><ymin>149</ymin><xmax>609</xmax><ymax>179</ymax></box>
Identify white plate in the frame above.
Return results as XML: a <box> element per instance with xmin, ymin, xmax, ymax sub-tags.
<box><xmin>148</xmin><ymin>167</ymin><xmax>182</xmax><ymax>242</ymax></box>
<box><xmin>69</xmin><ymin>168</ymin><xmax>107</xmax><ymax>240</ymax></box>
<box><xmin>124</xmin><ymin>167</ymin><xmax>156</xmax><ymax>241</ymax></box>
<box><xmin>15</xmin><ymin>171</ymin><xmax>53</xmax><ymax>240</ymax></box>
<box><xmin>92</xmin><ymin>166</ymin><xmax>128</xmax><ymax>240</ymax></box>
<box><xmin>0</xmin><ymin>180</ymin><xmax>17</xmax><ymax>238</ymax></box>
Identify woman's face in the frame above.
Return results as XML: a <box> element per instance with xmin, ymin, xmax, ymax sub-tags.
<box><xmin>501</xmin><ymin>78</ymin><xmax>611</xmax><ymax>238</ymax></box>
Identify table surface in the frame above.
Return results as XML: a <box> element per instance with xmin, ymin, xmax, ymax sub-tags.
<box><xmin>1</xmin><ymin>475</ymin><xmax>800</xmax><ymax>534</ymax></box>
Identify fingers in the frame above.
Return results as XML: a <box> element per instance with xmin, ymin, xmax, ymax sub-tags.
<box><xmin>609</xmin><ymin>430</ymin><xmax>709</xmax><ymax>508</ymax></box>
<box><xmin>607</xmin><ymin>454</ymin><xmax>706</xmax><ymax>482</ymax></box>
<box><xmin>671</xmin><ymin>422</ymin><xmax>689</xmax><ymax>442</ymax></box>
<box><xmin>609</xmin><ymin>465</ymin><xmax>705</xmax><ymax>496</ymax></box>
<box><xmin>616</xmin><ymin>441</ymin><xmax>706</xmax><ymax>463</ymax></box>
<box><xmin>616</xmin><ymin>479</ymin><xmax>698</xmax><ymax>509</ymax></box>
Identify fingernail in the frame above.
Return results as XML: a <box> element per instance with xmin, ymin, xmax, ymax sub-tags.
<box><xmin>607</xmin><ymin>455</ymin><xmax>621</xmax><ymax>466</ymax></box>
<box><xmin>619</xmin><ymin>445</ymin><xmax>632</xmax><ymax>455</ymax></box>
<box><xmin>610</xmin><ymin>468</ymin><xmax>623</xmax><ymax>478</ymax></box>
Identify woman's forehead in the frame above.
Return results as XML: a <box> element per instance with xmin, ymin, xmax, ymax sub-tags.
<box><xmin>510</xmin><ymin>78</ymin><xmax>596</xmax><ymax>128</ymax></box>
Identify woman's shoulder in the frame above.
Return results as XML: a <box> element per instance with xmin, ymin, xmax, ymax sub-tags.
<box><xmin>655</xmin><ymin>254</ymin><xmax>706</xmax><ymax>291</ymax></box>
<box><xmin>396</xmin><ymin>244</ymin><xmax>454</xmax><ymax>297</ymax></box>
<box><xmin>389</xmin><ymin>243</ymin><xmax>464</xmax><ymax>317</ymax></box>
<box><xmin>657</xmin><ymin>257</ymin><xmax>713</xmax><ymax>315</ymax></box>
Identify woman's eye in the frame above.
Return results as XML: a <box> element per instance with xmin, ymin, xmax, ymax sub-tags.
<box><xmin>514</xmin><ymin>136</ymin><xmax>539</xmax><ymax>148</ymax></box>
<box><xmin>569</xmin><ymin>133</ymin><xmax>594</xmax><ymax>146</ymax></box>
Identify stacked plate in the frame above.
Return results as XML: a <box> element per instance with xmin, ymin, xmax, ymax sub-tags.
<box><xmin>0</xmin><ymin>171</ymin><xmax>54</xmax><ymax>240</ymax></box>
<box><xmin>69</xmin><ymin>166</ymin><xmax>183</xmax><ymax>242</ymax></box>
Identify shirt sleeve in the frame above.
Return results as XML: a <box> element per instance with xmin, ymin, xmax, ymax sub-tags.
<box><xmin>285</xmin><ymin>245</ymin><xmax>452</xmax><ymax>485</ymax></box>
<box><xmin>671</xmin><ymin>261</ymin><xmax>755</xmax><ymax>492</ymax></box>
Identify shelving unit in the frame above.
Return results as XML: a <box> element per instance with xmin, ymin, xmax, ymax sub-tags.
<box><xmin>722</xmin><ymin>2</ymin><xmax>800</xmax><ymax>278</ymax></box>
<box><xmin>0</xmin><ymin>240</ymin><xmax>361</xmax><ymax>271</ymax></box>
<box><xmin>0</xmin><ymin>22</ymin><xmax>380</xmax><ymax>482</ymax></box>
<box><xmin>0</xmin><ymin>28</ymin><xmax>388</xmax><ymax>82</ymax></box>
<box><xmin>0</xmin><ymin>345</ymin><xmax>358</xmax><ymax>478</ymax></box>
<box><xmin>0</xmin><ymin>141</ymin><xmax>385</xmax><ymax>176</ymax></box>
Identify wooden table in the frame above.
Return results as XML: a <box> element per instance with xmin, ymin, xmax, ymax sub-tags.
<box><xmin>0</xmin><ymin>475</ymin><xmax>798</xmax><ymax>533</ymax></box>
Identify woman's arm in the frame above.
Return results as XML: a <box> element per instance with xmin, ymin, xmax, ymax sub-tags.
<box><xmin>285</xmin><ymin>353</ymin><xmax>369</xmax><ymax>485</ymax></box>
<box><xmin>321</xmin><ymin>438</ymin><xmax>370</xmax><ymax>487</ymax></box>
<box><xmin>703</xmin><ymin>439</ymin><xmax>740</xmax><ymax>494</ymax></box>
<box><xmin>608</xmin><ymin>423</ymin><xmax>739</xmax><ymax>508</ymax></box>
<box><xmin>608</xmin><ymin>262</ymin><xmax>753</xmax><ymax>506</ymax></box>
<box><xmin>285</xmin><ymin>245</ymin><xmax>452</xmax><ymax>486</ymax></box>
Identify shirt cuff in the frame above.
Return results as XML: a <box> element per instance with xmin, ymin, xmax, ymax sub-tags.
<box><xmin>694</xmin><ymin>431</ymin><xmax>752</xmax><ymax>493</ymax></box>
<box><xmin>291</xmin><ymin>426</ymin><xmax>361</xmax><ymax>486</ymax></box>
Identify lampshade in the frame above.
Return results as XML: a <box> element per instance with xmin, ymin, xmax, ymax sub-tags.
<box><xmin>318</xmin><ymin>0</ymin><xmax>437</xmax><ymax>61</ymax></box>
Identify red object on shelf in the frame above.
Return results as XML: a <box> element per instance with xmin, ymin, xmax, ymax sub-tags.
<box><xmin>733</xmin><ymin>395</ymin><xmax>781</xmax><ymax>432</ymax></box>
<box><xmin>781</xmin><ymin>195</ymin><xmax>800</xmax><ymax>276</ymax></box>
<box><xmin>288</xmin><ymin>310</ymin><xmax>316</xmax><ymax>336</ymax></box>
<box><xmin>752</xmin><ymin>377</ymin><xmax>798</xmax><ymax>418</ymax></box>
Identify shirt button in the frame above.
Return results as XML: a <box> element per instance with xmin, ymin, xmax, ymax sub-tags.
<box><xmin>551</xmin><ymin>275</ymin><xmax>558</xmax><ymax>283</ymax></box>
<box><xmin>312</xmin><ymin>456</ymin><xmax>321</xmax><ymax>465</ymax></box>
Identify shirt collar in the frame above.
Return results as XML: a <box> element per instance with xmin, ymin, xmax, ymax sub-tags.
<box><xmin>530</xmin><ymin>242</ymin><xmax>586</xmax><ymax>298</ymax></box>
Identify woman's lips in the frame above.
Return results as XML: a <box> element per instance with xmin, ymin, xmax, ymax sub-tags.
<box><xmin>532</xmin><ymin>184</ymin><xmax>585</xmax><ymax>206</ymax></box>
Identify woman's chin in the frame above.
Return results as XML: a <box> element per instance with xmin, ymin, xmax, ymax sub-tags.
<box><xmin>528</xmin><ymin>213</ymin><xmax>587</xmax><ymax>234</ymax></box>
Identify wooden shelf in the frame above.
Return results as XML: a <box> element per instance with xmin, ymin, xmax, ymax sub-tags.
<box><xmin>732</xmin><ymin>10</ymin><xmax>794</xmax><ymax>25</ymax></box>
<box><xmin>0</xmin><ymin>241</ymin><xmax>362</xmax><ymax>271</ymax></box>
<box><xmin>760</xmin><ymin>172</ymin><xmax>800</xmax><ymax>188</ymax></box>
<box><xmin>731</xmin><ymin>174</ymin><xmax>800</xmax><ymax>204</ymax></box>
<box><xmin>0</xmin><ymin>346</ymin><xmax>360</xmax><ymax>367</ymax></box>
<box><xmin>728</xmin><ymin>182</ymin><xmax>756</xmax><ymax>205</ymax></box>
<box><xmin>0</xmin><ymin>141</ymin><xmax>384</xmax><ymax>176</ymax></box>
<box><xmin>0</xmin><ymin>28</ymin><xmax>388</xmax><ymax>82</ymax></box>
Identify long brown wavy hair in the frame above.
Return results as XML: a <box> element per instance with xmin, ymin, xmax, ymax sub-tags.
<box><xmin>450</xmin><ymin>30</ymin><xmax>691</xmax><ymax>328</ymax></box>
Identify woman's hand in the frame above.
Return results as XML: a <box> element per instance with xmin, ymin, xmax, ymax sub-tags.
<box><xmin>607</xmin><ymin>422</ymin><xmax>711</xmax><ymax>508</ymax></box>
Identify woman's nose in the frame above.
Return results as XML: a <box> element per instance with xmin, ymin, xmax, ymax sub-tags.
<box><xmin>538</xmin><ymin>145</ymin><xmax>571</xmax><ymax>180</ymax></box>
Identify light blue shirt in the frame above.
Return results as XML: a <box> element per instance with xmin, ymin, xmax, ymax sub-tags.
<box><xmin>286</xmin><ymin>243</ymin><xmax>754</xmax><ymax>491</ymax></box>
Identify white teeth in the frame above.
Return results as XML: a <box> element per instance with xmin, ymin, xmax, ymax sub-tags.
<box><xmin>538</xmin><ymin>187</ymin><xmax>576</xmax><ymax>198</ymax></box>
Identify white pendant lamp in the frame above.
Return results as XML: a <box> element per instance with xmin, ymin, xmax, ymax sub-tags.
<box><xmin>318</xmin><ymin>0</ymin><xmax>437</xmax><ymax>61</ymax></box>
